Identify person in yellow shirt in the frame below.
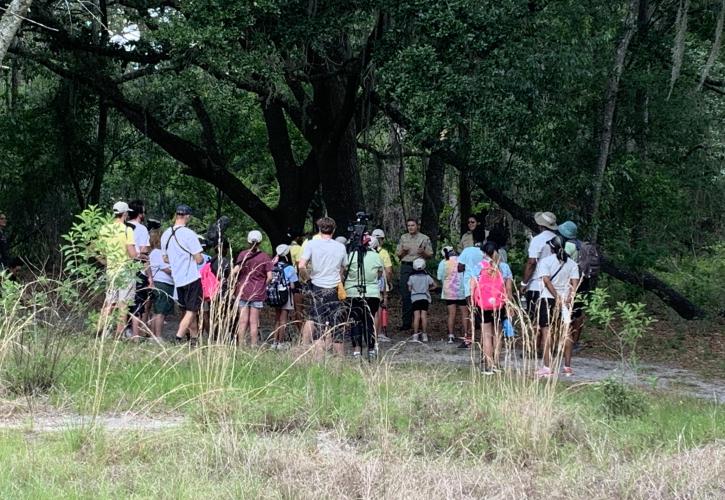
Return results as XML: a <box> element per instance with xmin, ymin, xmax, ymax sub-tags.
<box><xmin>98</xmin><ymin>201</ymin><xmax>138</xmax><ymax>337</ymax></box>
<box><xmin>371</xmin><ymin>229</ymin><xmax>394</xmax><ymax>342</ymax></box>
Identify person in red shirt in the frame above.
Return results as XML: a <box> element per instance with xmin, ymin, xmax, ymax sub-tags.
<box><xmin>234</xmin><ymin>230</ymin><xmax>273</xmax><ymax>346</ymax></box>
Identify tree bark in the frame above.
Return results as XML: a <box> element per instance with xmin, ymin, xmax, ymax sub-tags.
<box><xmin>312</xmin><ymin>74</ymin><xmax>364</xmax><ymax>229</ymax></box>
<box><xmin>0</xmin><ymin>0</ymin><xmax>33</xmax><ymax>66</ymax></box>
<box><xmin>589</xmin><ymin>0</ymin><xmax>639</xmax><ymax>243</ymax></box>
<box><xmin>420</xmin><ymin>151</ymin><xmax>445</xmax><ymax>253</ymax></box>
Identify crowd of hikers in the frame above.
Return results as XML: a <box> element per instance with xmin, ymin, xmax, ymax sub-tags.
<box><xmin>50</xmin><ymin>201</ymin><xmax>601</xmax><ymax>377</ymax></box>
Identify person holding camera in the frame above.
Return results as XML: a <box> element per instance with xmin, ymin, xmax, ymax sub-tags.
<box><xmin>396</xmin><ymin>219</ymin><xmax>433</xmax><ymax>331</ymax></box>
<box><xmin>344</xmin><ymin>236</ymin><xmax>384</xmax><ymax>359</ymax></box>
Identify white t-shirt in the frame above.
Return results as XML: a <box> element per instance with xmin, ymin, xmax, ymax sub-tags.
<box><xmin>538</xmin><ymin>254</ymin><xmax>580</xmax><ymax>300</ymax></box>
<box><xmin>300</xmin><ymin>238</ymin><xmax>347</xmax><ymax>288</ymax></box>
<box><xmin>160</xmin><ymin>225</ymin><xmax>203</xmax><ymax>287</ymax></box>
<box><xmin>149</xmin><ymin>248</ymin><xmax>174</xmax><ymax>286</ymax></box>
<box><xmin>527</xmin><ymin>229</ymin><xmax>556</xmax><ymax>292</ymax></box>
<box><xmin>128</xmin><ymin>221</ymin><xmax>150</xmax><ymax>253</ymax></box>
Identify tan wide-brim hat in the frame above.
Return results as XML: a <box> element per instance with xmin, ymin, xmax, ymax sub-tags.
<box><xmin>534</xmin><ymin>211</ymin><xmax>558</xmax><ymax>231</ymax></box>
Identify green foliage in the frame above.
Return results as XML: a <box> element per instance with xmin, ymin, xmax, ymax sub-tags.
<box><xmin>597</xmin><ymin>377</ymin><xmax>649</xmax><ymax>420</ymax></box>
<box><xmin>584</xmin><ymin>288</ymin><xmax>655</xmax><ymax>371</ymax></box>
<box><xmin>654</xmin><ymin>243</ymin><xmax>725</xmax><ymax>315</ymax></box>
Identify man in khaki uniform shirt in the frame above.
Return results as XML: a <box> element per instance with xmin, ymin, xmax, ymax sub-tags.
<box><xmin>396</xmin><ymin>219</ymin><xmax>433</xmax><ymax>330</ymax></box>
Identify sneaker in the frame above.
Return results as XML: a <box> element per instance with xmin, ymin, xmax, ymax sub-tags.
<box><xmin>410</xmin><ymin>333</ymin><xmax>421</xmax><ymax>343</ymax></box>
<box><xmin>420</xmin><ymin>333</ymin><xmax>429</xmax><ymax>343</ymax></box>
<box><xmin>352</xmin><ymin>351</ymin><xmax>362</xmax><ymax>359</ymax></box>
<box><xmin>562</xmin><ymin>366</ymin><xmax>574</xmax><ymax>377</ymax></box>
<box><xmin>377</xmin><ymin>334</ymin><xmax>392</xmax><ymax>343</ymax></box>
<box><xmin>481</xmin><ymin>367</ymin><xmax>494</xmax><ymax>376</ymax></box>
<box><xmin>535</xmin><ymin>366</ymin><xmax>553</xmax><ymax>378</ymax></box>
<box><xmin>491</xmin><ymin>367</ymin><xmax>503</xmax><ymax>374</ymax></box>
<box><xmin>457</xmin><ymin>340</ymin><xmax>471</xmax><ymax>349</ymax></box>
<box><xmin>271</xmin><ymin>342</ymin><xmax>280</xmax><ymax>350</ymax></box>
<box><xmin>368</xmin><ymin>349</ymin><xmax>377</xmax><ymax>360</ymax></box>
<box><xmin>447</xmin><ymin>334</ymin><xmax>455</xmax><ymax>344</ymax></box>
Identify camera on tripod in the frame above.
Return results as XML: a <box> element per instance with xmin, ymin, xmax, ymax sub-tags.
<box><xmin>347</xmin><ymin>211</ymin><xmax>371</xmax><ymax>251</ymax></box>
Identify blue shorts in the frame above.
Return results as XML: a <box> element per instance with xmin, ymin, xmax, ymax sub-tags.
<box><xmin>239</xmin><ymin>299</ymin><xmax>264</xmax><ymax>309</ymax></box>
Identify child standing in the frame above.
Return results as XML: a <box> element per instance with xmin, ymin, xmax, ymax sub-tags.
<box><xmin>271</xmin><ymin>244</ymin><xmax>299</xmax><ymax>349</ymax></box>
<box><xmin>436</xmin><ymin>246</ymin><xmax>468</xmax><ymax>343</ymax></box>
<box><xmin>408</xmin><ymin>258</ymin><xmax>437</xmax><ymax>342</ymax></box>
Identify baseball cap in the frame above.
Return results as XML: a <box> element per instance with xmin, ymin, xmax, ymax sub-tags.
<box><xmin>176</xmin><ymin>204</ymin><xmax>193</xmax><ymax>215</ymax></box>
<box><xmin>276</xmin><ymin>244</ymin><xmax>290</xmax><ymax>257</ymax></box>
<box><xmin>247</xmin><ymin>230</ymin><xmax>263</xmax><ymax>243</ymax></box>
<box><xmin>413</xmin><ymin>258</ymin><xmax>425</xmax><ymax>271</ymax></box>
<box><xmin>372</xmin><ymin>228</ymin><xmax>385</xmax><ymax>238</ymax></box>
<box><xmin>112</xmin><ymin>201</ymin><xmax>129</xmax><ymax>214</ymax></box>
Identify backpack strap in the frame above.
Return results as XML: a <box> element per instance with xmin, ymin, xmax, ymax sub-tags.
<box><xmin>550</xmin><ymin>262</ymin><xmax>565</xmax><ymax>281</ymax></box>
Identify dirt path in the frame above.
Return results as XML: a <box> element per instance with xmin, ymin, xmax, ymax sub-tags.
<box><xmin>380</xmin><ymin>339</ymin><xmax>725</xmax><ymax>402</ymax></box>
<box><xmin>0</xmin><ymin>412</ymin><xmax>184</xmax><ymax>433</ymax></box>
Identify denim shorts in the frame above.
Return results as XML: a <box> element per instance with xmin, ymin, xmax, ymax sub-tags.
<box><xmin>239</xmin><ymin>299</ymin><xmax>264</xmax><ymax>309</ymax></box>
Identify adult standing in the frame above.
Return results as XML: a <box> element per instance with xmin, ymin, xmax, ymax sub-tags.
<box><xmin>521</xmin><ymin>211</ymin><xmax>558</xmax><ymax>351</ymax></box>
<box><xmin>98</xmin><ymin>201</ymin><xmax>137</xmax><ymax>337</ymax></box>
<box><xmin>396</xmin><ymin>219</ymin><xmax>433</xmax><ymax>331</ymax></box>
<box><xmin>0</xmin><ymin>212</ymin><xmax>10</xmax><ymax>270</ymax></box>
<box><xmin>126</xmin><ymin>199</ymin><xmax>153</xmax><ymax>337</ymax></box>
<box><xmin>371</xmin><ymin>228</ymin><xmax>393</xmax><ymax>342</ymax></box>
<box><xmin>298</xmin><ymin>217</ymin><xmax>348</xmax><ymax>357</ymax></box>
<box><xmin>234</xmin><ymin>230</ymin><xmax>273</xmax><ymax>346</ymax></box>
<box><xmin>160</xmin><ymin>204</ymin><xmax>204</xmax><ymax>345</ymax></box>
<box><xmin>459</xmin><ymin>214</ymin><xmax>483</xmax><ymax>251</ymax></box>
<box><xmin>344</xmin><ymin>237</ymin><xmax>384</xmax><ymax>359</ymax></box>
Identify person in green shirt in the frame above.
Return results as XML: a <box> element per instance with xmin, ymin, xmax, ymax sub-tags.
<box><xmin>98</xmin><ymin>201</ymin><xmax>138</xmax><ymax>337</ymax></box>
<box><xmin>345</xmin><ymin>237</ymin><xmax>384</xmax><ymax>359</ymax></box>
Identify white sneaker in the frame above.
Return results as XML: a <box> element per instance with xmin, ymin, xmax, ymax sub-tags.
<box><xmin>421</xmin><ymin>333</ymin><xmax>429</xmax><ymax>343</ymax></box>
<box><xmin>447</xmin><ymin>334</ymin><xmax>455</xmax><ymax>344</ymax></box>
<box><xmin>410</xmin><ymin>333</ymin><xmax>420</xmax><ymax>342</ymax></box>
<box><xmin>377</xmin><ymin>334</ymin><xmax>392</xmax><ymax>343</ymax></box>
<box><xmin>352</xmin><ymin>351</ymin><xmax>362</xmax><ymax>358</ymax></box>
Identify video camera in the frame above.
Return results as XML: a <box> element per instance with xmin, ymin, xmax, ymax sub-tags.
<box><xmin>205</xmin><ymin>216</ymin><xmax>231</xmax><ymax>248</ymax></box>
<box><xmin>347</xmin><ymin>211</ymin><xmax>371</xmax><ymax>251</ymax></box>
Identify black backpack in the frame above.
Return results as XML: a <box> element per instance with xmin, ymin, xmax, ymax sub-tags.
<box><xmin>266</xmin><ymin>262</ymin><xmax>290</xmax><ymax>307</ymax></box>
<box><xmin>575</xmin><ymin>240</ymin><xmax>601</xmax><ymax>281</ymax></box>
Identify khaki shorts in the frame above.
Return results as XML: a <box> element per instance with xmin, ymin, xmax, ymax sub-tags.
<box><xmin>105</xmin><ymin>279</ymin><xmax>136</xmax><ymax>304</ymax></box>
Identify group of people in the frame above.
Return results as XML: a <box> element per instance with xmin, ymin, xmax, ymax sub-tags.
<box><xmin>97</xmin><ymin>200</ymin><xmax>596</xmax><ymax>375</ymax></box>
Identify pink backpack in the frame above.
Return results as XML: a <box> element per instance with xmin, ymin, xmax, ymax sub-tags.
<box><xmin>199</xmin><ymin>261</ymin><xmax>220</xmax><ymax>301</ymax></box>
<box><xmin>474</xmin><ymin>260</ymin><xmax>506</xmax><ymax>310</ymax></box>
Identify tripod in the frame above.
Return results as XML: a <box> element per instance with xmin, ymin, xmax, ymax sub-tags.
<box><xmin>346</xmin><ymin>246</ymin><xmax>379</xmax><ymax>359</ymax></box>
